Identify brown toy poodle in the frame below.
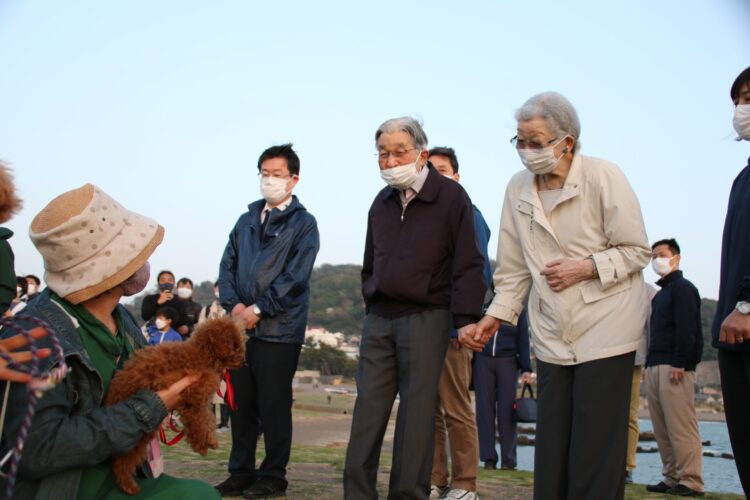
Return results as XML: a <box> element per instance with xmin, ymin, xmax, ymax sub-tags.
<box><xmin>105</xmin><ymin>316</ymin><xmax>246</xmax><ymax>495</ymax></box>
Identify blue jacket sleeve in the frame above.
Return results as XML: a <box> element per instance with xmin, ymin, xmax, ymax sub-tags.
<box><xmin>517</xmin><ymin>310</ymin><xmax>532</xmax><ymax>372</ymax></box>
<box><xmin>671</xmin><ymin>282</ymin><xmax>701</xmax><ymax>369</ymax></box>
<box><xmin>219</xmin><ymin>220</ymin><xmax>243</xmax><ymax>314</ymax></box>
<box><xmin>472</xmin><ymin>207</ymin><xmax>493</xmax><ymax>292</ymax></box>
<box><xmin>254</xmin><ymin>216</ymin><xmax>320</xmax><ymax>317</ymax></box>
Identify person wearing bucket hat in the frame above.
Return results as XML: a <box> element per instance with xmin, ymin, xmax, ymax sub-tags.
<box><xmin>0</xmin><ymin>184</ymin><xmax>219</xmax><ymax>499</ymax></box>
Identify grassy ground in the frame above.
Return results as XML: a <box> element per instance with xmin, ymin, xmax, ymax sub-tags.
<box><xmin>160</xmin><ymin>391</ymin><xmax>744</xmax><ymax>499</ymax></box>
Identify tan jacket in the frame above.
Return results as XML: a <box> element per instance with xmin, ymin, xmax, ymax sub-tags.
<box><xmin>486</xmin><ymin>154</ymin><xmax>651</xmax><ymax>365</ymax></box>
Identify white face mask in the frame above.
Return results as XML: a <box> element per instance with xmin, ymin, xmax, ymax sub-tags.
<box><xmin>380</xmin><ymin>156</ymin><xmax>421</xmax><ymax>190</ymax></box>
<box><xmin>517</xmin><ymin>137</ymin><xmax>568</xmax><ymax>175</ymax></box>
<box><xmin>733</xmin><ymin>104</ymin><xmax>750</xmax><ymax>141</ymax></box>
<box><xmin>155</xmin><ymin>318</ymin><xmax>168</xmax><ymax>330</ymax></box>
<box><xmin>260</xmin><ymin>176</ymin><xmax>292</xmax><ymax>205</ymax></box>
<box><xmin>652</xmin><ymin>256</ymin><xmax>675</xmax><ymax>277</ymax></box>
<box><xmin>176</xmin><ymin>287</ymin><xmax>193</xmax><ymax>299</ymax></box>
<box><xmin>27</xmin><ymin>284</ymin><xmax>38</xmax><ymax>295</ymax></box>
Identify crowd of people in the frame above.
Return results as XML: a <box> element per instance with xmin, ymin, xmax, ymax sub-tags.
<box><xmin>0</xmin><ymin>65</ymin><xmax>747</xmax><ymax>500</ymax></box>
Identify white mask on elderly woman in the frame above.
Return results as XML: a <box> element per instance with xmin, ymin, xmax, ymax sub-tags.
<box><xmin>734</xmin><ymin>104</ymin><xmax>750</xmax><ymax>141</ymax></box>
<box><xmin>517</xmin><ymin>137</ymin><xmax>568</xmax><ymax>175</ymax></box>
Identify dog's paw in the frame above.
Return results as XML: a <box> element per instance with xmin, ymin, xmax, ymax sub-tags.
<box><xmin>207</xmin><ymin>436</ymin><xmax>219</xmax><ymax>449</ymax></box>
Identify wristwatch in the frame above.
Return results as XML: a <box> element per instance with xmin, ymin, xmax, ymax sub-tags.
<box><xmin>736</xmin><ymin>301</ymin><xmax>750</xmax><ymax>315</ymax></box>
<box><xmin>252</xmin><ymin>304</ymin><xmax>262</xmax><ymax>317</ymax></box>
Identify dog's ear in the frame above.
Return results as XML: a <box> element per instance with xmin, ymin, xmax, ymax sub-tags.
<box><xmin>192</xmin><ymin>317</ymin><xmax>245</xmax><ymax>364</ymax></box>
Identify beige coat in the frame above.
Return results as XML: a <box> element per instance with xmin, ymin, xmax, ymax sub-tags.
<box><xmin>486</xmin><ymin>154</ymin><xmax>651</xmax><ymax>365</ymax></box>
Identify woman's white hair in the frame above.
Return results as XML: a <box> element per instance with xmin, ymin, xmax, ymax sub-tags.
<box><xmin>516</xmin><ymin>92</ymin><xmax>581</xmax><ymax>153</ymax></box>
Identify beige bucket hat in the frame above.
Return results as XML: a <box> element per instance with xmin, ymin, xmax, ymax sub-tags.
<box><xmin>29</xmin><ymin>184</ymin><xmax>164</xmax><ymax>304</ymax></box>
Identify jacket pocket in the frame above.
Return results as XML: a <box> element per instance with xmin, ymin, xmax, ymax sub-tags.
<box><xmin>579</xmin><ymin>275</ymin><xmax>632</xmax><ymax>304</ymax></box>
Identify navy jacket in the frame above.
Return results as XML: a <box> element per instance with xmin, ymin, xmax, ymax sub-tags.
<box><xmin>646</xmin><ymin>270</ymin><xmax>703</xmax><ymax>370</ymax></box>
<box><xmin>449</xmin><ymin>205</ymin><xmax>492</xmax><ymax>339</ymax></box>
<box><xmin>712</xmin><ymin>158</ymin><xmax>750</xmax><ymax>353</ymax></box>
<box><xmin>219</xmin><ymin>196</ymin><xmax>320</xmax><ymax>345</ymax></box>
<box><xmin>478</xmin><ymin>310</ymin><xmax>532</xmax><ymax>373</ymax></box>
<box><xmin>362</xmin><ymin>164</ymin><xmax>486</xmax><ymax>328</ymax></box>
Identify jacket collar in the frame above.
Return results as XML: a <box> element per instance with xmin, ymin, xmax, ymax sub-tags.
<box><xmin>656</xmin><ymin>269</ymin><xmax>683</xmax><ymax>287</ymax></box>
<box><xmin>246</xmin><ymin>195</ymin><xmax>304</xmax><ymax>226</ymax></box>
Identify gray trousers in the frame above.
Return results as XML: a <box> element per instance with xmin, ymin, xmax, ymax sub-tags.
<box><xmin>344</xmin><ymin>310</ymin><xmax>451</xmax><ymax>500</ymax></box>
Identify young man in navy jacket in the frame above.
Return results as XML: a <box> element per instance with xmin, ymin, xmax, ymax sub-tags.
<box><xmin>644</xmin><ymin>238</ymin><xmax>703</xmax><ymax>497</ymax></box>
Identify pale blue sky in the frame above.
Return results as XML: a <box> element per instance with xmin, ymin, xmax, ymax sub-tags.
<box><xmin>1</xmin><ymin>1</ymin><xmax>748</xmax><ymax>300</ymax></box>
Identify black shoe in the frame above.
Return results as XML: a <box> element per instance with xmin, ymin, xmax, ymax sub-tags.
<box><xmin>646</xmin><ymin>481</ymin><xmax>671</xmax><ymax>493</ymax></box>
<box><xmin>666</xmin><ymin>484</ymin><xmax>704</xmax><ymax>497</ymax></box>
<box><xmin>624</xmin><ymin>470</ymin><xmax>633</xmax><ymax>484</ymax></box>
<box><xmin>215</xmin><ymin>473</ymin><xmax>257</xmax><ymax>497</ymax></box>
<box><xmin>500</xmin><ymin>464</ymin><xmax>516</xmax><ymax>471</ymax></box>
<box><xmin>243</xmin><ymin>477</ymin><xmax>287</xmax><ymax>499</ymax></box>
<box><xmin>483</xmin><ymin>460</ymin><xmax>496</xmax><ymax>470</ymax></box>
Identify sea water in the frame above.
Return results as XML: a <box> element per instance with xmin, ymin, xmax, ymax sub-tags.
<box><xmin>511</xmin><ymin>419</ymin><xmax>742</xmax><ymax>494</ymax></box>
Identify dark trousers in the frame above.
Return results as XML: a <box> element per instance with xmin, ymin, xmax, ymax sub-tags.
<box><xmin>534</xmin><ymin>352</ymin><xmax>634</xmax><ymax>500</ymax></box>
<box><xmin>344</xmin><ymin>310</ymin><xmax>451</xmax><ymax>500</ymax></box>
<box><xmin>228</xmin><ymin>337</ymin><xmax>301</xmax><ymax>486</ymax></box>
<box><xmin>473</xmin><ymin>354</ymin><xmax>519</xmax><ymax>467</ymax></box>
<box><xmin>718</xmin><ymin>349</ymin><xmax>750</xmax><ymax>497</ymax></box>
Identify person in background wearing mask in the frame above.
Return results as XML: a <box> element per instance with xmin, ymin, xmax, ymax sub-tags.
<box><xmin>201</xmin><ymin>281</ymin><xmax>231</xmax><ymax>431</ymax></box>
<box><xmin>140</xmin><ymin>270</ymin><xmax>188</xmax><ymax>334</ymax></box>
<box><xmin>644</xmin><ymin>239</ymin><xmax>704</xmax><ymax>497</ymax></box>
<box><xmin>0</xmin><ymin>183</ymin><xmax>216</xmax><ymax>499</ymax></box>
<box><xmin>425</xmin><ymin>146</ymin><xmax>491</xmax><ymax>500</ymax></box>
<box><xmin>24</xmin><ymin>275</ymin><xmax>41</xmax><ymax>301</ymax></box>
<box><xmin>175</xmin><ymin>277</ymin><xmax>202</xmax><ymax>337</ymax></box>
<box><xmin>7</xmin><ymin>276</ymin><xmax>29</xmax><ymax>316</ymax></box>
<box><xmin>713</xmin><ymin>65</ymin><xmax>750</xmax><ymax>497</ymax></box>
<box><xmin>473</xmin><ymin>309</ymin><xmax>532</xmax><ymax>473</ymax></box>
<box><xmin>472</xmin><ymin>92</ymin><xmax>651</xmax><ymax>500</ymax></box>
<box><xmin>343</xmin><ymin>118</ymin><xmax>486</xmax><ymax>499</ymax></box>
<box><xmin>147</xmin><ymin>306</ymin><xmax>183</xmax><ymax>345</ymax></box>
<box><xmin>217</xmin><ymin>143</ymin><xmax>319</xmax><ymax>499</ymax></box>
<box><xmin>200</xmin><ymin>281</ymin><xmax>227</xmax><ymax>324</ymax></box>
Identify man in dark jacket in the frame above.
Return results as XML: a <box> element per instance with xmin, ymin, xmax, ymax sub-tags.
<box><xmin>644</xmin><ymin>238</ymin><xmax>704</xmax><ymax>497</ymax></box>
<box><xmin>427</xmin><ymin>146</ymin><xmax>490</xmax><ymax>499</ymax></box>
<box><xmin>216</xmin><ymin>144</ymin><xmax>320</xmax><ymax>499</ymax></box>
<box><xmin>713</xmin><ymin>65</ymin><xmax>750</xmax><ymax>497</ymax></box>
<box><xmin>343</xmin><ymin>118</ymin><xmax>486</xmax><ymax>499</ymax></box>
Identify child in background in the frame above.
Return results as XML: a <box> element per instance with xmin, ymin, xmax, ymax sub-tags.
<box><xmin>147</xmin><ymin>306</ymin><xmax>182</xmax><ymax>345</ymax></box>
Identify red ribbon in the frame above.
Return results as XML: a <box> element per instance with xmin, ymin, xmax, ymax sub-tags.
<box><xmin>158</xmin><ymin>412</ymin><xmax>185</xmax><ymax>446</ymax></box>
<box><xmin>216</xmin><ymin>370</ymin><xmax>237</xmax><ymax>411</ymax></box>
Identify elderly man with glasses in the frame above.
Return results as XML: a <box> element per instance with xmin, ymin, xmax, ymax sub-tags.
<box><xmin>343</xmin><ymin>117</ymin><xmax>487</xmax><ymax>499</ymax></box>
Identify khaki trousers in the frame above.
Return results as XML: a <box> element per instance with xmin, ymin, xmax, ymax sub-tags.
<box><xmin>432</xmin><ymin>344</ymin><xmax>478</xmax><ymax>491</ymax></box>
<box><xmin>645</xmin><ymin>365</ymin><xmax>704</xmax><ymax>492</ymax></box>
<box><xmin>625</xmin><ymin>366</ymin><xmax>643</xmax><ymax>471</ymax></box>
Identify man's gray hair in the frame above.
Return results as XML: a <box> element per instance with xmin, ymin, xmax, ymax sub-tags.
<box><xmin>375</xmin><ymin>116</ymin><xmax>429</xmax><ymax>150</ymax></box>
<box><xmin>515</xmin><ymin>92</ymin><xmax>581</xmax><ymax>153</ymax></box>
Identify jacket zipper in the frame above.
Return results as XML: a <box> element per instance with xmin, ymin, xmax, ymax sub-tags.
<box><xmin>400</xmin><ymin>204</ymin><xmax>407</xmax><ymax>222</ymax></box>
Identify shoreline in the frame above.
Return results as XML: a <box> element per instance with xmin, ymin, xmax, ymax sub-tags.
<box><xmin>638</xmin><ymin>408</ymin><xmax>726</xmax><ymax>423</ymax></box>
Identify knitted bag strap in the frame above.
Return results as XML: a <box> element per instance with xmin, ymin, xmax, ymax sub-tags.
<box><xmin>0</xmin><ymin>315</ymin><xmax>68</xmax><ymax>500</ymax></box>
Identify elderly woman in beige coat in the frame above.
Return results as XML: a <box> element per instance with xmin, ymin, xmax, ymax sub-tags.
<box><xmin>470</xmin><ymin>92</ymin><xmax>650</xmax><ymax>500</ymax></box>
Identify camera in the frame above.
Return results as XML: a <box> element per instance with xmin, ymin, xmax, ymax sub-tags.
<box><xmin>158</xmin><ymin>283</ymin><xmax>174</xmax><ymax>293</ymax></box>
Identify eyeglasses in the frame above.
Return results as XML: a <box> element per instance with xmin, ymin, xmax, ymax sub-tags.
<box><xmin>375</xmin><ymin>148</ymin><xmax>418</xmax><ymax>161</ymax></box>
<box><xmin>510</xmin><ymin>136</ymin><xmax>559</xmax><ymax>150</ymax></box>
<box><xmin>257</xmin><ymin>173</ymin><xmax>292</xmax><ymax>179</ymax></box>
